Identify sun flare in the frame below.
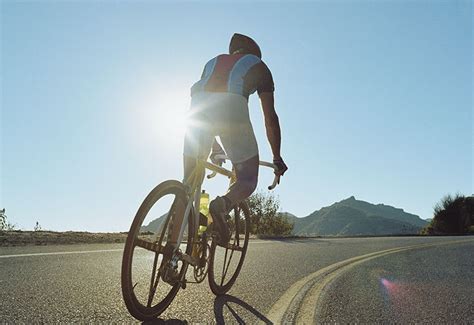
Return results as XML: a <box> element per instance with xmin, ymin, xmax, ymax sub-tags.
<box><xmin>135</xmin><ymin>85</ymin><xmax>191</xmax><ymax>150</ymax></box>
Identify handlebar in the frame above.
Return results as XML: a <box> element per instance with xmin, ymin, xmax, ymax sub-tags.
<box><xmin>206</xmin><ymin>155</ymin><xmax>281</xmax><ymax>190</ymax></box>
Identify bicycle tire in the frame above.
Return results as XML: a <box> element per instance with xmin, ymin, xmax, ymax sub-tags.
<box><xmin>208</xmin><ymin>201</ymin><xmax>250</xmax><ymax>295</ymax></box>
<box><xmin>121</xmin><ymin>180</ymin><xmax>193</xmax><ymax>321</ymax></box>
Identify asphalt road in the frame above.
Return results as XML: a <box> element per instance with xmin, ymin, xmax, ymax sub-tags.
<box><xmin>0</xmin><ymin>236</ymin><xmax>472</xmax><ymax>323</ymax></box>
<box><xmin>316</xmin><ymin>240</ymin><xmax>474</xmax><ymax>324</ymax></box>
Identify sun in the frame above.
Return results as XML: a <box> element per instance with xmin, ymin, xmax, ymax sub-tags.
<box><xmin>129</xmin><ymin>78</ymin><xmax>198</xmax><ymax>155</ymax></box>
<box><xmin>156</xmin><ymin>97</ymin><xmax>188</xmax><ymax>140</ymax></box>
<box><xmin>135</xmin><ymin>85</ymin><xmax>191</xmax><ymax>150</ymax></box>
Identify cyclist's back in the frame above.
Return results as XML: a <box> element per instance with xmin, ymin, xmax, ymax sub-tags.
<box><xmin>191</xmin><ymin>53</ymin><xmax>274</xmax><ymax>99</ymax></box>
<box><xmin>183</xmin><ymin>33</ymin><xmax>287</xmax><ymax>246</ymax></box>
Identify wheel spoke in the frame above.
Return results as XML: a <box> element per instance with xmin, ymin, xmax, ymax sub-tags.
<box><xmin>156</xmin><ymin>200</ymin><xmax>177</xmax><ymax>243</ymax></box>
<box><xmin>221</xmin><ymin>211</ymin><xmax>240</xmax><ymax>283</ymax></box>
<box><xmin>135</xmin><ymin>238</ymin><xmax>163</xmax><ymax>253</ymax></box>
<box><xmin>235</xmin><ymin>207</ymin><xmax>241</xmax><ymax>247</ymax></box>
<box><xmin>151</xmin><ymin>265</ymin><xmax>163</xmax><ymax>302</ymax></box>
<box><xmin>222</xmin><ymin>247</ymin><xmax>235</xmax><ymax>283</ymax></box>
<box><xmin>147</xmin><ymin>252</ymin><xmax>160</xmax><ymax>307</ymax></box>
<box><xmin>208</xmin><ymin>201</ymin><xmax>249</xmax><ymax>295</ymax></box>
<box><xmin>220</xmin><ymin>247</ymin><xmax>229</xmax><ymax>286</ymax></box>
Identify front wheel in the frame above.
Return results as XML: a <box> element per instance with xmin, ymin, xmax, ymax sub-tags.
<box><xmin>208</xmin><ymin>201</ymin><xmax>250</xmax><ymax>295</ymax></box>
<box><xmin>121</xmin><ymin>180</ymin><xmax>193</xmax><ymax>321</ymax></box>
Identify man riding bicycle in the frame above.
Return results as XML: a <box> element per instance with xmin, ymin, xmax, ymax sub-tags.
<box><xmin>162</xmin><ymin>33</ymin><xmax>287</xmax><ymax>283</ymax></box>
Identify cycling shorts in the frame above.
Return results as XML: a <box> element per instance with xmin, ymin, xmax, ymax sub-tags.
<box><xmin>183</xmin><ymin>92</ymin><xmax>258</xmax><ymax>164</ymax></box>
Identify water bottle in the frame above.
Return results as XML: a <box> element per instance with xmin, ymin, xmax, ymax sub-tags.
<box><xmin>192</xmin><ymin>190</ymin><xmax>210</xmax><ymax>258</ymax></box>
<box><xmin>198</xmin><ymin>190</ymin><xmax>210</xmax><ymax>235</ymax></box>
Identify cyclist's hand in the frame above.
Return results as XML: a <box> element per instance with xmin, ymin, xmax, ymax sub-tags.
<box><xmin>210</xmin><ymin>149</ymin><xmax>226</xmax><ymax>166</ymax></box>
<box><xmin>273</xmin><ymin>157</ymin><xmax>288</xmax><ymax>176</ymax></box>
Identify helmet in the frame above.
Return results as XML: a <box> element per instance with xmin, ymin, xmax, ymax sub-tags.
<box><xmin>229</xmin><ymin>33</ymin><xmax>262</xmax><ymax>59</ymax></box>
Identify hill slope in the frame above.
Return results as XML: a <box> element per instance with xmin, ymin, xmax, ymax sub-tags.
<box><xmin>141</xmin><ymin>197</ymin><xmax>427</xmax><ymax>237</ymax></box>
<box><xmin>292</xmin><ymin>196</ymin><xmax>427</xmax><ymax>236</ymax></box>
<box><xmin>141</xmin><ymin>213</ymin><xmax>166</xmax><ymax>233</ymax></box>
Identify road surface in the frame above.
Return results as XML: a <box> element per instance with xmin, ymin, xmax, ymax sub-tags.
<box><xmin>1</xmin><ymin>236</ymin><xmax>473</xmax><ymax>323</ymax></box>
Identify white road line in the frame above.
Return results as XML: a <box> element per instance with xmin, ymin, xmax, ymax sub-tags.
<box><xmin>0</xmin><ymin>239</ymin><xmax>278</xmax><ymax>259</ymax></box>
<box><xmin>266</xmin><ymin>238</ymin><xmax>474</xmax><ymax>324</ymax></box>
<box><xmin>250</xmin><ymin>240</ymin><xmax>279</xmax><ymax>244</ymax></box>
<box><xmin>0</xmin><ymin>249</ymin><xmax>124</xmax><ymax>259</ymax></box>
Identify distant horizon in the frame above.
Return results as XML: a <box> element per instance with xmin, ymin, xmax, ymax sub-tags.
<box><xmin>1</xmin><ymin>194</ymin><xmax>443</xmax><ymax>232</ymax></box>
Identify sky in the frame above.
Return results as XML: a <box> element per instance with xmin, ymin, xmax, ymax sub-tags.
<box><xmin>1</xmin><ymin>0</ymin><xmax>472</xmax><ymax>231</ymax></box>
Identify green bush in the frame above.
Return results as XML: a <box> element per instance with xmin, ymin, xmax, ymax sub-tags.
<box><xmin>421</xmin><ymin>194</ymin><xmax>473</xmax><ymax>235</ymax></box>
<box><xmin>246</xmin><ymin>191</ymin><xmax>294</xmax><ymax>236</ymax></box>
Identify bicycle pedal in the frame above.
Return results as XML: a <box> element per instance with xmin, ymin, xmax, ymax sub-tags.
<box><xmin>180</xmin><ymin>279</ymin><xmax>187</xmax><ymax>289</ymax></box>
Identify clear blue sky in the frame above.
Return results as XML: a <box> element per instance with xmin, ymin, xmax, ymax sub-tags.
<box><xmin>1</xmin><ymin>1</ymin><xmax>472</xmax><ymax>231</ymax></box>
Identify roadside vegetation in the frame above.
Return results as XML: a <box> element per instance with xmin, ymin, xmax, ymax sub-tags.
<box><xmin>420</xmin><ymin>194</ymin><xmax>474</xmax><ymax>235</ymax></box>
<box><xmin>246</xmin><ymin>191</ymin><xmax>294</xmax><ymax>237</ymax></box>
<box><xmin>0</xmin><ymin>209</ymin><xmax>16</xmax><ymax>231</ymax></box>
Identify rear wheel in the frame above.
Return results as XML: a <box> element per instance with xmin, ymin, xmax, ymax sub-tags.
<box><xmin>121</xmin><ymin>180</ymin><xmax>193</xmax><ymax>321</ymax></box>
<box><xmin>208</xmin><ymin>201</ymin><xmax>250</xmax><ymax>295</ymax></box>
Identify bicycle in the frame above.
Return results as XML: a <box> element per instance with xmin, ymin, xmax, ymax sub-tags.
<box><xmin>121</xmin><ymin>154</ymin><xmax>280</xmax><ymax>321</ymax></box>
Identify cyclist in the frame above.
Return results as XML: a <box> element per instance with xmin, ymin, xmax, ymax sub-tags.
<box><xmin>161</xmin><ymin>33</ymin><xmax>287</xmax><ymax>284</ymax></box>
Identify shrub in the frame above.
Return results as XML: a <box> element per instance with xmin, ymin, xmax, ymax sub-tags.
<box><xmin>421</xmin><ymin>194</ymin><xmax>473</xmax><ymax>234</ymax></box>
<box><xmin>0</xmin><ymin>209</ymin><xmax>15</xmax><ymax>231</ymax></box>
<box><xmin>246</xmin><ymin>191</ymin><xmax>294</xmax><ymax>236</ymax></box>
<box><xmin>34</xmin><ymin>222</ymin><xmax>42</xmax><ymax>232</ymax></box>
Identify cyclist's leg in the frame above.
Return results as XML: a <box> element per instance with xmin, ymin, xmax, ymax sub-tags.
<box><xmin>167</xmin><ymin>99</ymin><xmax>214</xmax><ymax>248</ymax></box>
<box><xmin>182</xmin><ymin>101</ymin><xmax>214</xmax><ymax>184</ymax></box>
<box><xmin>212</xmin><ymin>93</ymin><xmax>259</xmax><ymax>212</ymax></box>
<box><xmin>210</xmin><ymin>129</ymin><xmax>258</xmax><ymax>245</ymax></box>
<box><xmin>225</xmin><ymin>155</ymin><xmax>259</xmax><ymax>206</ymax></box>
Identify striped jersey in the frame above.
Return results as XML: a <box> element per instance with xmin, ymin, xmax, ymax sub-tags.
<box><xmin>191</xmin><ymin>54</ymin><xmax>274</xmax><ymax>99</ymax></box>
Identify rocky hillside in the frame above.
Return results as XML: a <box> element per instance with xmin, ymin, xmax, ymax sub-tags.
<box><xmin>141</xmin><ymin>196</ymin><xmax>427</xmax><ymax>237</ymax></box>
<box><xmin>291</xmin><ymin>196</ymin><xmax>427</xmax><ymax>236</ymax></box>
<box><xmin>141</xmin><ymin>213</ymin><xmax>166</xmax><ymax>233</ymax></box>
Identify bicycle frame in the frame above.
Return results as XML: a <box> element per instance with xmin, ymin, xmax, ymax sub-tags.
<box><xmin>173</xmin><ymin>155</ymin><xmax>279</xmax><ymax>261</ymax></box>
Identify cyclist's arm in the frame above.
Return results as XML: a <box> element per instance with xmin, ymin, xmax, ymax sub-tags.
<box><xmin>259</xmin><ymin>92</ymin><xmax>281</xmax><ymax>160</ymax></box>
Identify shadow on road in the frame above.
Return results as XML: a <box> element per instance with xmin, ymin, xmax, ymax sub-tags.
<box><xmin>143</xmin><ymin>318</ymin><xmax>188</xmax><ymax>325</ymax></box>
<box><xmin>214</xmin><ymin>294</ymin><xmax>272</xmax><ymax>324</ymax></box>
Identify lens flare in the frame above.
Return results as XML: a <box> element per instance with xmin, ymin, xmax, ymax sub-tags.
<box><xmin>380</xmin><ymin>277</ymin><xmax>401</xmax><ymax>294</ymax></box>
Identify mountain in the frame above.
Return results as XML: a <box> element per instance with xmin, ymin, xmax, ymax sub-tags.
<box><xmin>291</xmin><ymin>196</ymin><xmax>428</xmax><ymax>236</ymax></box>
<box><xmin>141</xmin><ymin>196</ymin><xmax>427</xmax><ymax>237</ymax></box>
<box><xmin>141</xmin><ymin>213</ymin><xmax>167</xmax><ymax>233</ymax></box>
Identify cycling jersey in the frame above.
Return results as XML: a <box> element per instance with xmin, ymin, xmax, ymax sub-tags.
<box><xmin>191</xmin><ymin>54</ymin><xmax>274</xmax><ymax>99</ymax></box>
